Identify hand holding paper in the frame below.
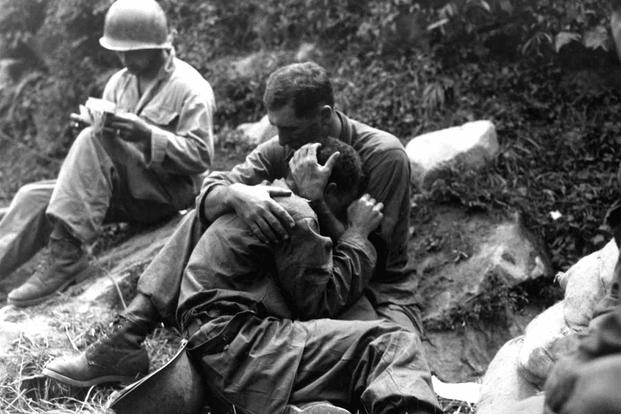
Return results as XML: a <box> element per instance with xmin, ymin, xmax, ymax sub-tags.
<box><xmin>71</xmin><ymin>98</ymin><xmax>117</xmax><ymax>131</ymax></box>
<box><xmin>105</xmin><ymin>112</ymin><xmax>152</xmax><ymax>143</ymax></box>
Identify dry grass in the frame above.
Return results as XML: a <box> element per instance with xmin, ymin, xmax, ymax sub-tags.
<box><xmin>440</xmin><ymin>397</ymin><xmax>476</xmax><ymax>414</ymax></box>
<box><xmin>0</xmin><ymin>319</ymin><xmax>477</xmax><ymax>414</ymax></box>
<box><xmin>0</xmin><ymin>308</ymin><xmax>180</xmax><ymax>414</ymax></box>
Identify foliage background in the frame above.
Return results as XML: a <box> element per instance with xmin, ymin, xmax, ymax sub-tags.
<box><xmin>0</xmin><ymin>0</ymin><xmax>620</xmax><ymax>270</ymax></box>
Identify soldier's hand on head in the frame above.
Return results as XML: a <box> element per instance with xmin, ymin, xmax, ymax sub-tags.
<box><xmin>289</xmin><ymin>142</ymin><xmax>339</xmax><ymax>201</ymax></box>
<box><xmin>227</xmin><ymin>183</ymin><xmax>295</xmax><ymax>244</ymax></box>
<box><xmin>346</xmin><ymin>194</ymin><xmax>383</xmax><ymax>238</ymax></box>
<box><xmin>105</xmin><ymin>112</ymin><xmax>152</xmax><ymax>143</ymax></box>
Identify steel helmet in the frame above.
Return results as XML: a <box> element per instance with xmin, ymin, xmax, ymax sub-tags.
<box><xmin>108</xmin><ymin>343</ymin><xmax>204</xmax><ymax>414</ymax></box>
<box><xmin>99</xmin><ymin>0</ymin><xmax>171</xmax><ymax>51</ymax></box>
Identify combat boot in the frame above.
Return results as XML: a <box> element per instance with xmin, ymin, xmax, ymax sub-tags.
<box><xmin>43</xmin><ymin>294</ymin><xmax>159</xmax><ymax>387</ymax></box>
<box><xmin>286</xmin><ymin>402</ymin><xmax>351</xmax><ymax>414</ymax></box>
<box><xmin>8</xmin><ymin>222</ymin><xmax>89</xmax><ymax>307</ymax></box>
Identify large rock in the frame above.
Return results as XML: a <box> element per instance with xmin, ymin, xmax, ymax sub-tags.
<box><xmin>415</xmin><ymin>208</ymin><xmax>552</xmax><ymax>327</ymax></box>
<box><xmin>406</xmin><ymin>120</ymin><xmax>499</xmax><ymax>190</ymax></box>
<box><xmin>229</xmin><ymin>51</ymin><xmax>284</xmax><ymax>79</ymax></box>
<box><xmin>235</xmin><ymin>114</ymin><xmax>278</xmax><ymax>147</ymax></box>
<box><xmin>411</xmin><ymin>205</ymin><xmax>552</xmax><ymax>381</ymax></box>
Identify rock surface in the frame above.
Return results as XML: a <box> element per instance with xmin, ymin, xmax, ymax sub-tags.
<box><xmin>235</xmin><ymin>114</ymin><xmax>278</xmax><ymax>147</ymax></box>
<box><xmin>406</xmin><ymin>120</ymin><xmax>499</xmax><ymax>191</ymax></box>
<box><xmin>414</xmin><ymin>207</ymin><xmax>552</xmax><ymax>327</ymax></box>
<box><xmin>411</xmin><ymin>205</ymin><xmax>552</xmax><ymax>381</ymax></box>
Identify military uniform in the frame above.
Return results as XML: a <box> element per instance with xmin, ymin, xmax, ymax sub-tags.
<box><xmin>137</xmin><ymin>111</ymin><xmax>439</xmax><ymax>411</ymax></box>
<box><xmin>177</xmin><ymin>188</ymin><xmax>438</xmax><ymax>413</ymax></box>
<box><xmin>0</xmin><ymin>49</ymin><xmax>215</xmax><ymax>277</ymax></box>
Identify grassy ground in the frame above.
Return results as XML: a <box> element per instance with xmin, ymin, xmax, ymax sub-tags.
<box><xmin>1</xmin><ymin>322</ymin><xmax>475</xmax><ymax>413</ymax></box>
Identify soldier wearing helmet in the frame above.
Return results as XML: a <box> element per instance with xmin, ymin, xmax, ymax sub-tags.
<box><xmin>0</xmin><ymin>0</ymin><xmax>215</xmax><ymax>307</ymax></box>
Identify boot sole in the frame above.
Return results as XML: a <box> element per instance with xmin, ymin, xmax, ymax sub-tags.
<box><xmin>7</xmin><ymin>267</ymin><xmax>91</xmax><ymax>308</ymax></box>
<box><xmin>42</xmin><ymin>366</ymin><xmax>138</xmax><ymax>387</ymax></box>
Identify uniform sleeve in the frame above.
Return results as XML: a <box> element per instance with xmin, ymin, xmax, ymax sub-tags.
<box><xmin>144</xmin><ymin>87</ymin><xmax>215</xmax><ymax>175</ymax></box>
<box><xmin>365</xmin><ymin>148</ymin><xmax>411</xmax><ymax>281</ymax></box>
<box><xmin>196</xmin><ymin>138</ymin><xmax>287</xmax><ymax>219</ymax></box>
<box><xmin>273</xmin><ymin>217</ymin><xmax>377</xmax><ymax>320</ymax></box>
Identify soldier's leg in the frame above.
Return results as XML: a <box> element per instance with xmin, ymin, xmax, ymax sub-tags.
<box><xmin>0</xmin><ymin>180</ymin><xmax>54</xmax><ymax>276</ymax></box>
<box><xmin>44</xmin><ymin>133</ymin><xmax>204</xmax><ymax>386</ymax></box>
<box><xmin>8</xmin><ymin>127</ymin><xmax>116</xmax><ymax>306</ymax></box>
<box><xmin>288</xmin><ymin>319</ymin><xmax>441</xmax><ymax>414</ymax></box>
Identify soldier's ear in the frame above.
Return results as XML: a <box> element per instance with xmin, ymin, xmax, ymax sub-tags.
<box><xmin>319</xmin><ymin>105</ymin><xmax>332</xmax><ymax>123</ymax></box>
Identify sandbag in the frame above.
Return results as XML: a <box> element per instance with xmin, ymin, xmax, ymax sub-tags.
<box><xmin>477</xmin><ymin>337</ymin><xmax>540</xmax><ymax>414</ymax></box>
<box><xmin>517</xmin><ymin>302</ymin><xmax>580</xmax><ymax>386</ymax></box>
<box><xmin>559</xmin><ymin>238</ymin><xmax>617</xmax><ymax>328</ymax></box>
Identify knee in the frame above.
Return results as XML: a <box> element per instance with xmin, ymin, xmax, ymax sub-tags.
<box><xmin>13</xmin><ymin>182</ymin><xmax>54</xmax><ymax>207</ymax></box>
<box><xmin>72</xmin><ymin>126</ymin><xmax>97</xmax><ymax>147</ymax></box>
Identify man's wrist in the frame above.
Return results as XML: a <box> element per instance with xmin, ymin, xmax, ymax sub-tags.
<box><xmin>309</xmin><ymin>198</ymin><xmax>330</xmax><ymax>213</ymax></box>
<box><xmin>347</xmin><ymin>224</ymin><xmax>369</xmax><ymax>238</ymax></box>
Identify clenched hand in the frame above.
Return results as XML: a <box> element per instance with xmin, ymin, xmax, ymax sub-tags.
<box><xmin>347</xmin><ymin>194</ymin><xmax>384</xmax><ymax>238</ymax></box>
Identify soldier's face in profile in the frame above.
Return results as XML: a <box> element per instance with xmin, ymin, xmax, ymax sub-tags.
<box><xmin>268</xmin><ymin>102</ymin><xmax>324</xmax><ymax>150</ymax></box>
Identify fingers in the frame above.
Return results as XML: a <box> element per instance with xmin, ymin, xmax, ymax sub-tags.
<box><xmin>249</xmin><ymin>216</ymin><xmax>279</xmax><ymax>244</ymax></box>
<box><xmin>249</xmin><ymin>205</ymin><xmax>294</xmax><ymax>244</ymax></box>
<box><xmin>323</xmin><ymin>151</ymin><xmax>340</xmax><ymax>172</ymax></box>
<box><xmin>269</xmin><ymin>200</ymin><xmax>296</xmax><ymax>231</ymax></box>
<box><xmin>289</xmin><ymin>142</ymin><xmax>320</xmax><ymax>169</ymax></box>
<box><xmin>266</xmin><ymin>187</ymin><xmax>292</xmax><ymax>198</ymax></box>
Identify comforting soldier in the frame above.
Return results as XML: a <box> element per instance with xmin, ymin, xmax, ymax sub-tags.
<box><xmin>176</xmin><ymin>139</ymin><xmax>437</xmax><ymax>414</ymax></box>
<box><xmin>45</xmin><ymin>62</ymin><xmax>440</xmax><ymax>413</ymax></box>
<box><xmin>0</xmin><ymin>0</ymin><xmax>215</xmax><ymax>306</ymax></box>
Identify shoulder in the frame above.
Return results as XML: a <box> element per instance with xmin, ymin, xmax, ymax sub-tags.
<box><xmin>104</xmin><ymin>68</ymin><xmax>129</xmax><ymax>89</ymax></box>
<box><xmin>168</xmin><ymin>58</ymin><xmax>214</xmax><ymax>100</ymax></box>
<box><xmin>344</xmin><ymin>115</ymin><xmax>408</xmax><ymax>172</ymax></box>
<box><xmin>347</xmin><ymin>116</ymin><xmax>404</xmax><ymax>152</ymax></box>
